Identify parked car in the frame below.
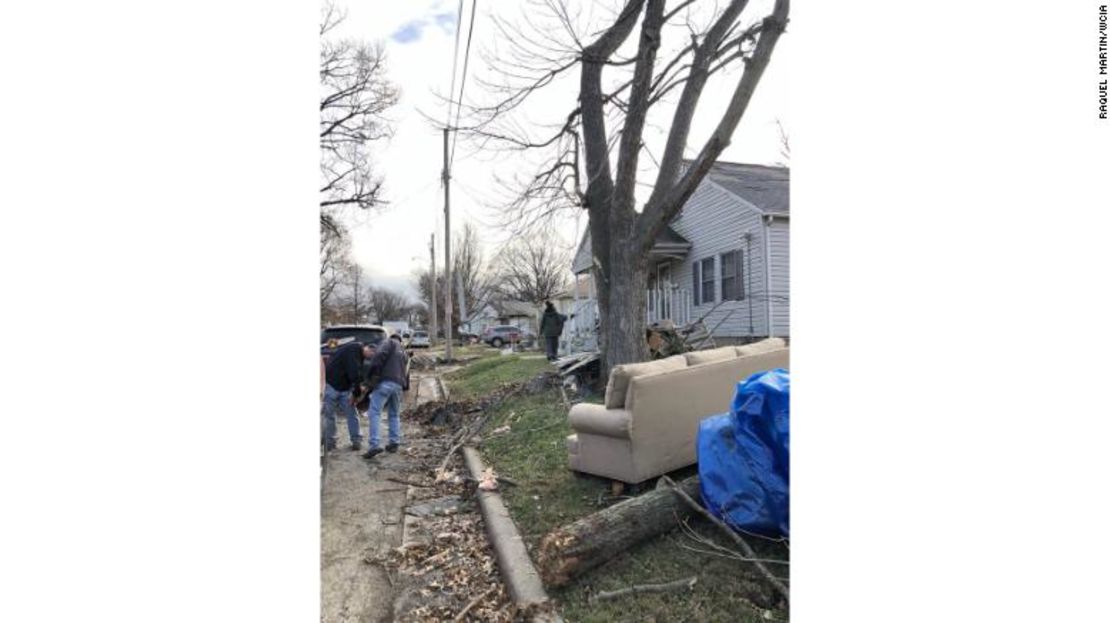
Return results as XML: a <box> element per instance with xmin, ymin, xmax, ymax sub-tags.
<box><xmin>482</xmin><ymin>325</ymin><xmax>527</xmax><ymax>348</ymax></box>
<box><xmin>320</xmin><ymin>325</ymin><xmax>388</xmax><ymax>362</ymax></box>
<box><xmin>457</xmin><ymin>331</ymin><xmax>481</xmax><ymax>345</ymax></box>
<box><xmin>408</xmin><ymin>330</ymin><xmax>431</xmax><ymax>348</ymax></box>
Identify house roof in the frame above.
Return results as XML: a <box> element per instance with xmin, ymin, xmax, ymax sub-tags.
<box><xmin>570</xmin><ymin>161</ymin><xmax>787</xmax><ymax>274</ymax></box>
<box><xmin>701</xmin><ymin>161</ymin><xmax>790</xmax><ymax>215</ymax></box>
<box><xmin>572</xmin><ymin>226</ymin><xmax>690</xmax><ymax>274</ymax></box>
<box><xmin>493</xmin><ymin>300</ymin><xmax>537</xmax><ymax>317</ymax></box>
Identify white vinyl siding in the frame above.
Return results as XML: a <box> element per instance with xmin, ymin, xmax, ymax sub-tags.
<box><xmin>767</xmin><ymin>219</ymin><xmax>790</xmax><ymax>336</ymax></box>
<box><xmin>670</xmin><ymin>181</ymin><xmax>771</xmax><ymax>338</ymax></box>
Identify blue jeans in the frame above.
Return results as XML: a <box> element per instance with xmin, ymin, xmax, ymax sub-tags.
<box><xmin>321</xmin><ymin>384</ymin><xmax>361</xmax><ymax>448</ymax></box>
<box><xmin>369</xmin><ymin>380</ymin><xmax>403</xmax><ymax>448</ymax></box>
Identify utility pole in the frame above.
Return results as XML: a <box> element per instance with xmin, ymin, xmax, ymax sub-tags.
<box><xmin>456</xmin><ymin>269</ymin><xmax>467</xmax><ymax>337</ymax></box>
<box><xmin>429</xmin><ymin>233</ymin><xmax>438</xmax><ymax>348</ymax></box>
<box><xmin>351</xmin><ymin>264</ymin><xmax>362</xmax><ymax>323</ymax></box>
<box><xmin>442</xmin><ymin>127</ymin><xmax>454</xmax><ymax>359</ymax></box>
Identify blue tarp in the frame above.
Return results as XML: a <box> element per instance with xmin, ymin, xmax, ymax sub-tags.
<box><xmin>697</xmin><ymin>369</ymin><xmax>790</xmax><ymax>538</ymax></box>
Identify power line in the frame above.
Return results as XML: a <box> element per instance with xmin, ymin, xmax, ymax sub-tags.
<box><xmin>449</xmin><ymin>0</ymin><xmax>478</xmax><ymax>170</ymax></box>
<box><xmin>445</xmin><ymin>0</ymin><xmax>465</xmax><ymax>135</ymax></box>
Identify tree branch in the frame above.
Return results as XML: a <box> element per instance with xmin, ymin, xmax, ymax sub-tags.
<box><xmin>660</xmin><ymin>475</ymin><xmax>790</xmax><ymax>604</ymax></box>
<box><xmin>636</xmin><ymin>0</ymin><xmax>789</xmax><ymax>253</ymax></box>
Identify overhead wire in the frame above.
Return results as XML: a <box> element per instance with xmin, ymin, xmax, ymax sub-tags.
<box><xmin>444</xmin><ymin>0</ymin><xmax>465</xmax><ymax>139</ymax></box>
<box><xmin>449</xmin><ymin>0</ymin><xmax>479</xmax><ymax>171</ymax></box>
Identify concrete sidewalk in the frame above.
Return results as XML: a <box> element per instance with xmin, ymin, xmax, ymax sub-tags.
<box><xmin>320</xmin><ymin>375</ymin><xmax>440</xmax><ymax>623</ymax></box>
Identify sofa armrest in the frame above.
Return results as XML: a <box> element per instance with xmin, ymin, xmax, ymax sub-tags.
<box><xmin>568</xmin><ymin>403</ymin><xmax>632</xmax><ymax>439</ymax></box>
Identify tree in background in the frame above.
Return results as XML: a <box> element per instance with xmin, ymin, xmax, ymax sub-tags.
<box><xmin>460</xmin><ymin>0</ymin><xmax>789</xmax><ymax>375</ymax></box>
<box><xmin>319</xmin><ymin>1</ymin><xmax>399</xmax><ymax>237</ymax></box>
<box><xmin>493</xmin><ymin>236</ymin><xmax>571</xmax><ymax>306</ymax></box>
<box><xmin>321</xmin><ymin>220</ymin><xmax>353</xmax><ymax>308</ymax></box>
<box><xmin>775</xmin><ymin>118</ymin><xmax>790</xmax><ymax>166</ymax></box>
<box><xmin>333</xmin><ymin>263</ymin><xmax>372</xmax><ymax>324</ymax></box>
<box><xmin>319</xmin><ymin>1</ymin><xmax>399</xmax><ymax>326</ymax></box>
<box><xmin>367</xmin><ymin>286</ymin><xmax>412</xmax><ymax>325</ymax></box>
<box><xmin>412</xmin><ymin>223</ymin><xmax>495</xmax><ymax>334</ymax></box>
<box><xmin>452</xmin><ymin>223</ymin><xmax>496</xmax><ymax>326</ymax></box>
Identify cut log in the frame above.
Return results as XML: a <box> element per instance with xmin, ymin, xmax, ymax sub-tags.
<box><xmin>537</xmin><ymin>476</ymin><xmax>701</xmax><ymax>587</ymax></box>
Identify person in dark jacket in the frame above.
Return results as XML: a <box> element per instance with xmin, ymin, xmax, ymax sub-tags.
<box><xmin>322</xmin><ymin>340</ymin><xmax>374</xmax><ymax>451</ymax></box>
<box><xmin>362</xmin><ymin>334</ymin><xmax>409</xmax><ymax>459</ymax></box>
<box><xmin>539</xmin><ymin>301</ymin><xmax>567</xmax><ymax>361</ymax></box>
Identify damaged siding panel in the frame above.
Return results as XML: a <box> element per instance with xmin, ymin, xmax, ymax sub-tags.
<box><xmin>669</xmin><ymin>182</ymin><xmax>769</xmax><ymax>338</ymax></box>
<box><xmin>767</xmin><ymin>220</ymin><xmax>790</xmax><ymax>337</ymax></box>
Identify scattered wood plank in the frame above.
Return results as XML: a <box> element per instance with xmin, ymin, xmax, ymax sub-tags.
<box><xmin>536</xmin><ymin>476</ymin><xmax>702</xmax><ymax>587</ymax></box>
<box><xmin>591</xmin><ymin>576</ymin><xmax>698</xmax><ymax>603</ymax></box>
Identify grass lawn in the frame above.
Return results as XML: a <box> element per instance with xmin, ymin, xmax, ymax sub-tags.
<box><xmin>443</xmin><ymin>353</ymin><xmax>552</xmax><ymax>400</ymax></box>
<box><xmin>443</xmin><ymin>355</ymin><xmax>789</xmax><ymax>622</ymax></box>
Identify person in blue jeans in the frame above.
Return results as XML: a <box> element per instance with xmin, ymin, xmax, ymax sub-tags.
<box><xmin>362</xmin><ymin>334</ymin><xmax>410</xmax><ymax>459</ymax></box>
<box><xmin>321</xmin><ymin>340</ymin><xmax>374</xmax><ymax>451</ymax></box>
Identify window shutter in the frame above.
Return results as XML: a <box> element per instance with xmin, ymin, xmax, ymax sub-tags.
<box><xmin>692</xmin><ymin>262</ymin><xmax>700</xmax><ymax>306</ymax></box>
<box><xmin>736</xmin><ymin>250</ymin><xmax>745</xmax><ymax>300</ymax></box>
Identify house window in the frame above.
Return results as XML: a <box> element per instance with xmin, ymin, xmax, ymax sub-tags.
<box><xmin>696</xmin><ymin>257</ymin><xmax>715</xmax><ymax>305</ymax></box>
<box><xmin>721</xmin><ymin>250</ymin><xmax>744</xmax><ymax>301</ymax></box>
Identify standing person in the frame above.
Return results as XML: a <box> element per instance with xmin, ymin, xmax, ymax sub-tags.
<box><xmin>539</xmin><ymin>301</ymin><xmax>567</xmax><ymax>361</ymax></box>
<box><xmin>321</xmin><ymin>340</ymin><xmax>374</xmax><ymax>451</ymax></box>
<box><xmin>362</xmin><ymin>334</ymin><xmax>409</xmax><ymax>459</ymax></box>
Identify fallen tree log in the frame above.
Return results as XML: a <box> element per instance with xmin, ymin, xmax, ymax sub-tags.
<box><xmin>536</xmin><ymin>476</ymin><xmax>702</xmax><ymax>587</ymax></box>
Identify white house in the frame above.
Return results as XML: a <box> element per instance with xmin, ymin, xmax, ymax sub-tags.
<box><xmin>570</xmin><ymin>160</ymin><xmax>789</xmax><ymax>344</ymax></box>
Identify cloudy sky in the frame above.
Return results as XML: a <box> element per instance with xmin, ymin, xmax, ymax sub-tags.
<box><xmin>327</xmin><ymin>0</ymin><xmax>789</xmax><ymax>299</ymax></box>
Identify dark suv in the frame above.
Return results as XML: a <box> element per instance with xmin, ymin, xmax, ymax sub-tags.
<box><xmin>320</xmin><ymin>325</ymin><xmax>388</xmax><ymax>362</ymax></box>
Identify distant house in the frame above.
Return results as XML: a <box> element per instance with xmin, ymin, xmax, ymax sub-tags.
<box><xmin>460</xmin><ymin>303</ymin><xmax>499</xmax><ymax>335</ymax></box>
<box><xmin>570</xmin><ymin>161</ymin><xmax>789</xmax><ymax>344</ymax></box>
<box><xmin>492</xmin><ymin>299</ymin><xmax>541</xmax><ymax>335</ymax></box>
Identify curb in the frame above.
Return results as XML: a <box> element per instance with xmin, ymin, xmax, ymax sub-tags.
<box><xmin>460</xmin><ymin>446</ymin><xmax>555</xmax><ymax>615</ymax></box>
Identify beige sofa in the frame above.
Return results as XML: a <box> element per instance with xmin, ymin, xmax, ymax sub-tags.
<box><xmin>565</xmin><ymin>338</ymin><xmax>788</xmax><ymax>484</ymax></box>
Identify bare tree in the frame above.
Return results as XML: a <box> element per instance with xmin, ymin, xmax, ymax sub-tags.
<box><xmin>775</xmin><ymin>118</ymin><xmax>790</xmax><ymax>166</ymax></box>
<box><xmin>493</xmin><ymin>236</ymin><xmax>571</xmax><ymax>305</ymax></box>
<box><xmin>412</xmin><ymin>222</ymin><xmax>495</xmax><ymax>333</ymax></box>
<box><xmin>321</xmin><ymin>221</ymin><xmax>353</xmax><ymax>306</ymax></box>
<box><xmin>336</xmin><ymin>263</ymin><xmax>372</xmax><ymax>324</ymax></box>
<box><xmin>452</xmin><ymin>222</ymin><xmax>496</xmax><ymax>324</ymax></box>
<box><xmin>461</xmin><ymin>0</ymin><xmax>790</xmax><ymax>374</ymax></box>
<box><xmin>320</xmin><ymin>1</ymin><xmax>400</xmax><ymax>237</ymax></box>
<box><xmin>367</xmin><ymin>287</ymin><xmax>412</xmax><ymax>324</ymax></box>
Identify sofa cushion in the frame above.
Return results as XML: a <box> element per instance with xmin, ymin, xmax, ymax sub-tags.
<box><xmin>569</xmin><ymin>403</ymin><xmax>633</xmax><ymax>438</ymax></box>
<box><xmin>735</xmin><ymin>337</ymin><xmax>787</xmax><ymax>358</ymax></box>
<box><xmin>684</xmin><ymin>346</ymin><xmax>738</xmax><ymax>367</ymax></box>
<box><xmin>604</xmin><ymin>355</ymin><xmax>687</xmax><ymax>409</ymax></box>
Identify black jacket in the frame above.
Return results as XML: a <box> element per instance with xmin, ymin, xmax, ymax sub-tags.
<box><xmin>366</xmin><ymin>338</ymin><xmax>409</xmax><ymax>389</ymax></box>
<box><xmin>324</xmin><ymin>341</ymin><xmax>364</xmax><ymax>392</ymax></box>
<box><xmin>540</xmin><ymin>309</ymin><xmax>567</xmax><ymax>337</ymax></box>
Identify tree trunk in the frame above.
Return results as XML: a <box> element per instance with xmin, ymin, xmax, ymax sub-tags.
<box><xmin>536</xmin><ymin>476</ymin><xmax>700</xmax><ymax>587</ymax></box>
<box><xmin>594</xmin><ymin>224</ymin><xmax>649</xmax><ymax>380</ymax></box>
